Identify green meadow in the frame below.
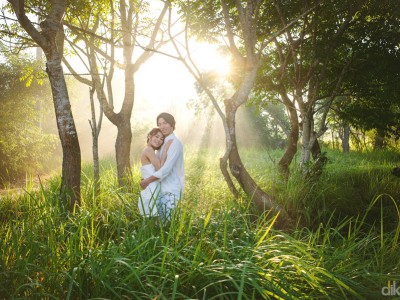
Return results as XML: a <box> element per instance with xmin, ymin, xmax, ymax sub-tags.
<box><xmin>0</xmin><ymin>148</ymin><xmax>399</xmax><ymax>299</ymax></box>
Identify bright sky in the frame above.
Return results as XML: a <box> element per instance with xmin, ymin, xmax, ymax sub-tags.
<box><xmin>73</xmin><ymin>42</ymin><xmax>232</xmax><ymax>160</ymax></box>
<box><xmin>134</xmin><ymin>42</ymin><xmax>231</xmax><ymax>117</ymax></box>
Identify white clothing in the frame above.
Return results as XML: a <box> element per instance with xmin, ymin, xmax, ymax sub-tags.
<box><xmin>138</xmin><ymin>164</ymin><xmax>160</xmax><ymax>216</ymax></box>
<box><xmin>153</xmin><ymin>132</ymin><xmax>185</xmax><ymax>198</ymax></box>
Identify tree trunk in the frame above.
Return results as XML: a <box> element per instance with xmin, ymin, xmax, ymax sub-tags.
<box><xmin>374</xmin><ymin>128</ymin><xmax>385</xmax><ymax>149</ymax></box>
<box><xmin>225</xmin><ymin>100</ymin><xmax>292</xmax><ymax>228</ymax></box>
<box><xmin>300</xmin><ymin>112</ymin><xmax>328</xmax><ymax>176</ymax></box>
<box><xmin>46</xmin><ymin>59</ymin><xmax>81</xmax><ymax>209</ymax></box>
<box><xmin>115</xmin><ymin>117</ymin><xmax>133</xmax><ymax>186</ymax></box>
<box><xmin>311</xmin><ymin>137</ymin><xmax>321</xmax><ymax>159</ymax></box>
<box><xmin>9</xmin><ymin>0</ymin><xmax>81</xmax><ymax>209</ymax></box>
<box><xmin>300</xmin><ymin>115</ymin><xmax>313</xmax><ymax>170</ymax></box>
<box><xmin>342</xmin><ymin>124</ymin><xmax>350</xmax><ymax>152</ymax></box>
<box><xmin>92</xmin><ymin>134</ymin><xmax>100</xmax><ymax>191</ymax></box>
<box><xmin>278</xmin><ymin>92</ymin><xmax>299</xmax><ymax>179</ymax></box>
<box><xmin>309</xmin><ymin>138</ymin><xmax>327</xmax><ymax>176</ymax></box>
<box><xmin>87</xmin><ymin>38</ymin><xmax>134</xmax><ymax>187</ymax></box>
<box><xmin>89</xmin><ymin>87</ymin><xmax>101</xmax><ymax>193</ymax></box>
<box><xmin>115</xmin><ymin>61</ymin><xmax>135</xmax><ymax>186</ymax></box>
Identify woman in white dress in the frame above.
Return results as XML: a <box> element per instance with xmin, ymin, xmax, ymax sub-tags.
<box><xmin>138</xmin><ymin>128</ymin><xmax>172</xmax><ymax>216</ymax></box>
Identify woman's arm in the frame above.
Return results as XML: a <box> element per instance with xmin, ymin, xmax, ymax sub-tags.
<box><xmin>144</xmin><ymin>147</ymin><xmax>161</xmax><ymax>170</ymax></box>
<box><xmin>160</xmin><ymin>140</ymin><xmax>173</xmax><ymax>166</ymax></box>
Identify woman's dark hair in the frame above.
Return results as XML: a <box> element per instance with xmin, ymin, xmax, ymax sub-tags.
<box><xmin>157</xmin><ymin>112</ymin><xmax>176</xmax><ymax>130</ymax></box>
<box><xmin>147</xmin><ymin>128</ymin><xmax>163</xmax><ymax>150</ymax></box>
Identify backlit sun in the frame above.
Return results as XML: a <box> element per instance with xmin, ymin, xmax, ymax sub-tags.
<box><xmin>134</xmin><ymin>42</ymin><xmax>232</xmax><ymax>113</ymax></box>
<box><xmin>191</xmin><ymin>43</ymin><xmax>231</xmax><ymax>77</ymax></box>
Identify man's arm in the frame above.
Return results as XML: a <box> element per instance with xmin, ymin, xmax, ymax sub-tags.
<box><xmin>160</xmin><ymin>140</ymin><xmax>173</xmax><ymax>166</ymax></box>
<box><xmin>140</xmin><ymin>175</ymin><xmax>159</xmax><ymax>189</ymax></box>
<box><xmin>152</xmin><ymin>139</ymin><xmax>182</xmax><ymax>180</ymax></box>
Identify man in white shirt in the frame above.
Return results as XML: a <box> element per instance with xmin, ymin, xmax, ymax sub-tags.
<box><xmin>140</xmin><ymin>112</ymin><xmax>185</xmax><ymax>221</ymax></box>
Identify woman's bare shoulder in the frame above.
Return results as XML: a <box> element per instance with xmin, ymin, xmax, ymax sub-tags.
<box><xmin>142</xmin><ymin>145</ymin><xmax>153</xmax><ymax>153</ymax></box>
<box><xmin>141</xmin><ymin>146</ymin><xmax>154</xmax><ymax>158</ymax></box>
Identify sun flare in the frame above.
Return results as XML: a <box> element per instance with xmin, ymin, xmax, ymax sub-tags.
<box><xmin>191</xmin><ymin>43</ymin><xmax>231</xmax><ymax>77</ymax></box>
<box><xmin>134</xmin><ymin>42</ymin><xmax>232</xmax><ymax>111</ymax></box>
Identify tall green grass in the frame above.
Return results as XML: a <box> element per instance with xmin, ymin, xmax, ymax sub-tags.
<box><xmin>0</xmin><ymin>148</ymin><xmax>399</xmax><ymax>299</ymax></box>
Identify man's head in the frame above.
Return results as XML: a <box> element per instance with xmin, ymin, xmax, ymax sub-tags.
<box><xmin>157</xmin><ymin>112</ymin><xmax>175</xmax><ymax>137</ymax></box>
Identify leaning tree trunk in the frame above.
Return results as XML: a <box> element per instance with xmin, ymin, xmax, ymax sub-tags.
<box><xmin>224</xmin><ymin>95</ymin><xmax>292</xmax><ymax>228</ymax></box>
<box><xmin>278</xmin><ymin>120</ymin><xmax>299</xmax><ymax>179</ymax></box>
<box><xmin>221</xmin><ymin>62</ymin><xmax>292</xmax><ymax>228</ymax></box>
<box><xmin>278</xmin><ymin>90</ymin><xmax>299</xmax><ymax>179</ymax></box>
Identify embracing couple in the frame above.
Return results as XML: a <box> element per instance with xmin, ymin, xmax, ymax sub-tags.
<box><xmin>138</xmin><ymin>112</ymin><xmax>185</xmax><ymax>222</ymax></box>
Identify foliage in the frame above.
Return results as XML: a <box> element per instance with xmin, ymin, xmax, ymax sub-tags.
<box><xmin>0</xmin><ymin>52</ymin><xmax>57</xmax><ymax>185</ymax></box>
<box><xmin>330</xmin><ymin>0</ymin><xmax>400</xmax><ymax>145</ymax></box>
<box><xmin>176</xmin><ymin>1</ymin><xmax>225</xmax><ymax>44</ymax></box>
<box><xmin>248</xmin><ymin>94</ymin><xmax>290</xmax><ymax>149</ymax></box>
<box><xmin>189</xmin><ymin>69</ymin><xmax>233</xmax><ymax>117</ymax></box>
<box><xmin>278</xmin><ymin>150</ymin><xmax>400</xmax><ymax>227</ymax></box>
<box><xmin>0</xmin><ymin>148</ymin><xmax>399</xmax><ymax>298</ymax></box>
<box><xmin>249</xmin><ymin>0</ymin><xmax>400</xmax><ymax>160</ymax></box>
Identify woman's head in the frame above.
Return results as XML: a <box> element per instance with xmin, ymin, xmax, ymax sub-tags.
<box><xmin>147</xmin><ymin>128</ymin><xmax>164</xmax><ymax>150</ymax></box>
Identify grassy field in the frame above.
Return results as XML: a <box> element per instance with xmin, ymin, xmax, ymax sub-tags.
<box><xmin>0</xmin><ymin>147</ymin><xmax>399</xmax><ymax>299</ymax></box>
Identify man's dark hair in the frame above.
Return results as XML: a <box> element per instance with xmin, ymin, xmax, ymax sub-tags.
<box><xmin>157</xmin><ymin>112</ymin><xmax>176</xmax><ymax>130</ymax></box>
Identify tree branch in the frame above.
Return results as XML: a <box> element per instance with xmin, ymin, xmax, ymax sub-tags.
<box><xmin>221</xmin><ymin>0</ymin><xmax>244</xmax><ymax>62</ymax></box>
<box><xmin>135</xmin><ymin>2</ymin><xmax>169</xmax><ymax>68</ymax></box>
<box><xmin>8</xmin><ymin>0</ymin><xmax>47</xmax><ymax>48</ymax></box>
